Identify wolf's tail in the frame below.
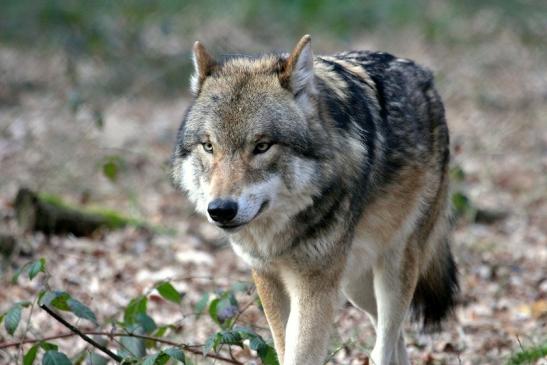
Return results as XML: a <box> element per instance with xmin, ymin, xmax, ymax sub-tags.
<box><xmin>411</xmin><ymin>238</ymin><xmax>459</xmax><ymax>331</ymax></box>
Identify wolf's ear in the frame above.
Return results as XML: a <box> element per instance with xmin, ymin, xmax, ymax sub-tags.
<box><xmin>279</xmin><ymin>35</ymin><xmax>315</xmax><ymax>95</ymax></box>
<box><xmin>191</xmin><ymin>41</ymin><xmax>216</xmax><ymax>96</ymax></box>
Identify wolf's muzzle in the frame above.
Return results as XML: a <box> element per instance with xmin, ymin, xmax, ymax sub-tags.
<box><xmin>207</xmin><ymin>198</ymin><xmax>238</xmax><ymax>224</ymax></box>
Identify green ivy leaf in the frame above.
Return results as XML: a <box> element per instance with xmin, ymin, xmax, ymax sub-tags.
<box><xmin>119</xmin><ymin>336</ymin><xmax>146</xmax><ymax>358</ymax></box>
<box><xmin>450</xmin><ymin>165</ymin><xmax>466</xmax><ymax>182</ymax></box>
<box><xmin>142</xmin><ymin>353</ymin><xmax>159</xmax><ymax>365</ymax></box>
<box><xmin>123</xmin><ymin>296</ymin><xmax>147</xmax><ymax>325</ymax></box>
<box><xmin>208</xmin><ymin>292</ymin><xmax>240</xmax><ymax>329</ymax></box>
<box><xmin>28</xmin><ymin>258</ymin><xmax>46</xmax><ymax>280</ymax></box>
<box><xmin>208</xmin><ymin>298</ymin><xmax>221</xmax><ymax>327</ymax></box>
<box><xmin>250</xmin><ymin>339</ymin><xmax>278</xmax><ymax>365</ymax></box>
<box><xmin>248</xmin><ymin>336</ymin><xmax>265</xmax><ymax>350</ymax></box>
<box><xmin>194</xmin><ymin>293</ymin><xmax>209</xmax><ymax>316</ymax></box>
<box><xmin>42</xmin><ymin>350</ymin><xmax>72</xmax><ymax>365</ymax></box>
<box><xmin>12</xmin><ymin>262</ymin><xmax>31</xmax><ymax>283</ymax></box>
<box><xmin>234</xmin><ymin>326</ymin><xmax>255</xmax><ymax>339</ymax></box>
<box><xmin>39</xmin><ymin>342</ymin><xmax>59</xmax><ymax>351</ymax></box>
<box><xmin>452</xmin><ymin>191</ymin><xmax>475</xmax><ymax>219</ymax></box>
<box><xmin>142</xmin><ymin>352</ymin><xmax>170</xmax><ymax>365</ymax></box>
<box><xmin>135</xmin><ymin>312</ymin><xmax>156</xmax><ymax>334</ymax></box>
<box><xmin>156</xmin><ymin>354</ymin><xmax>170</xmax><ymax>365</ymax></box>
<box><xmin>4</xmin><ymin>304</ymin><xmax>22</xmax><ymax>335</ymax></box>
<box><xmin>163</xmin><ymin>347</ymin><xmax>185</xmax><ymax>363</ymax></box>
<box><xmin>257</xmin><ymin>344</ymin><xmax>279</xmax><ymax>365</ymax></box>
<box><xmin>153</xmin><ymin>325</ymin><xmax>170</xmax><ymax>338</ymax></box>
<box><xmin>203</xmin><ymin>333</ymin><xmax>220</xmax><ymax>355</ymax></box>
<box><xmin>155</xmin><ymin>282</ymin><xmax>182</xmax><ymax>304</ymax></box>
<box><xmin>23</xmin><ymin>343</ymin><xmax>40</xmax><ymax>365</ymax></box>
<box><xmin>67</xmin><ymin>298</ymin><xmax>97</xmax><ymax>324</ymax></box>
<box><xmin>219</xmin><ymin>330</ymin><xmax>243</xmax><ymax>348</ymax></box>
<box><xmin>102</xmin><ymin>158</ymin><xmax>119</xmax><ymax>182</ymax></box>
<box><xmin>204</xmin><ymin>330</ymin><xmax>244</xmax><ymax>354</ymax></box>
<box><xmin>40</xmin><ymin>291</ymin><xmax>71</xmax><ymax>311</ymax></box>
<box><xmin>217</xmin><ymin>292</ymin><xmax>239</xmax><ymax>329</ymax></box>
<box><xmin>235</xmin><ymin>326</ymin><xmax>279</xmax><ymax>365</ymax></box>
<box><xmin>101</xmin><ymin>155</ymin><xmax>125</xmax><ymax>183</ymax></box>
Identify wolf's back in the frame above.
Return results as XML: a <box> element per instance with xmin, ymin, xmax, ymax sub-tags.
<box><xmin>316</xmin><ymin>51</ymin><xmax>458</xmax><ymax>329</ymax></box>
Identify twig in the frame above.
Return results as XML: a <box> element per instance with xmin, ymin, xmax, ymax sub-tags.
<box><xmin>231</xmin><ymin>293</ymin><xmax>257</xmax><ymax>325</ymax></box>
<box><xmin>0</xmin><ymin>331</ymin><xmax>82</xmax><ymax>349</ymax></box>
<box><xmin>18</xmin><ymin>296</ymin><xmax>38</xmax><ymax>363</ymax></box>
<box><xmin>0</xmin><ymin>329</ymin><xmax>244</xmax><ymax>365</ymax></box>
<box><xmin>324</xmin><ymin>339</ymin><xmax>355</xmax><ymax>364</ymax></box>
<box><xmin>112</xmin><ymin>332</ymin><xmax>244</xmax><ymax>364</ymax></box>
<box><xmin>516</xmin><ymin>334</ymin><xmax>525</xmax><ymax>352</ymax></box>
<box><xmin>40</xmin><ymin>304</ymin><xmax>123</xmax><ymax>362</ymax></box>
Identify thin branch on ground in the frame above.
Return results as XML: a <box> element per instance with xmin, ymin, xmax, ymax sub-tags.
<box><xmin>0</xmin><ymin>323</ymin><xmax>244</xmax><ymax>365</ymax></box>
<box><xmin>40</xmin><ymin>304</ymin><xmax>123</xmax><ymax>362</ymax></box>
<box><xmin>231</xmin><ymin>292</ymin><xmax>256</xmax><ymax>325</ymax></box>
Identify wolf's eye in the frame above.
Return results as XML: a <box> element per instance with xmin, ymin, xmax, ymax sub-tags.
<box><xmin>254</xmin><ymin>142</ymin><xmax>272</xmax><ymax>154</ymax></box>
<box><xmin>202</xmin><ymin>142</ymin><xmax>213</xmax><ymax>153</ymax></box>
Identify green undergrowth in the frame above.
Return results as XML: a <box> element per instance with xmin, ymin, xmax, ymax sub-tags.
<box><xmin>507</xmin><ymin>342</ymin><xmax>547</xmax><ymax>365</ymax></box>
<box><xmin>1</xmin><ymin>258</ymin><xmax>279</xmax><ymax>364</ymax></box>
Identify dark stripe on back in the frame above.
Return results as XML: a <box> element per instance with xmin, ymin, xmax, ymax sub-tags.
<box><xmin>316</xmin><ymin>58</ymin><xmax>376</xmax><ymax>166</ymax></box>
<box><xmin>315</xmin><ymin>57</ymin><xmax>382</xmax><ymax>219</ymax></box>
<box><xmin>342</xmin><ymin>52</ymin><xmax>409</xmax><ymax>187</ymax></box>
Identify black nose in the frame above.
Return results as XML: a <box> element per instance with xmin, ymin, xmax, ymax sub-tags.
<box><xmin>207</xmin><ymin>199</ymin><xmax>238</xmax><ymax>223</ymax></box>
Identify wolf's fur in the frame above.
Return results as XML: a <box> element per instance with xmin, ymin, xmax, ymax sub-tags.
<box><xmin>172</xmin><ymin>35</ymin><xmax>458</xmax><ymax>365</ymax></box>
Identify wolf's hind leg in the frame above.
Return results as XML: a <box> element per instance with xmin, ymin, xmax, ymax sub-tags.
<box><xmin>252</xmin><ymin>270</ymin><xmax>290</xmax><ymax>364</ymax></box>
<box><xmin>370</xmin><ymin>250</ymin><xmax>417</xmax><ymax>365</ymax></box>
<box><xmin>342</xmin><ymin>266</ymin><xmax>410</xmax><ymax>365</ymax></box>
<box><xmin>342</xmin><ymin>268</ymin><xmax>377</xmax><ymax>326</ymax></box>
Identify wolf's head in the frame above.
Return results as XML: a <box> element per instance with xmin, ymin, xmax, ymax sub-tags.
<box><xmin>172</xmin><ymin>35</ymin><xmax>329</xmax><ymax>233</ymax></box>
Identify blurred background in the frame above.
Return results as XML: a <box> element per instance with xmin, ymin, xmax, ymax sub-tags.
<box><xmin>0</xmin><ymin>1</ymin><xmax>546</xmax><ymax>364</ymax></box>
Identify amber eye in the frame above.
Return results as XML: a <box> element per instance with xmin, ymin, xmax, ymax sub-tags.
<box><xmin>202</xmin><ymin>142</ymin><xmax>213</xmax><ymax>153</ymax></box>
<box><xmin>254</xmin><ymin>142</ymin><xmax>272</xmax><ymax>154</ymax></box>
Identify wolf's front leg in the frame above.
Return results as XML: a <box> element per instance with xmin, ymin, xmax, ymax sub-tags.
<box><xmin>283</xmin><ymin>271</ymin><xmax>341</xmax><ymax>365</ymax></box>
<box><xmin>252</xmin><ymin>270</ymin><xmax>290</xmax><ymax>364</ymax></box>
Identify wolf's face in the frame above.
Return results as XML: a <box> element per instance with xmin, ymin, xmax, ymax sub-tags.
<box><xmin>173</xmin><ymin>36</ymin><xmax>325</xmax><ymax>232</ymax></box>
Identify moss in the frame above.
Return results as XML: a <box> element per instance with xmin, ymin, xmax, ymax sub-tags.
<box><xmin>14</xmin><ymin>189</ymin><xmax>174</xmax><ymax>236</ymax></box>
<box><xmin>507</xmin><ymin>342</ymin><xmax>547</xmax><ymax>365</ymax></box>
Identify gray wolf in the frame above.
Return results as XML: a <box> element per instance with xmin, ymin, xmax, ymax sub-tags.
<box><xmin>172</xmin><ymin>35</ymin><xmax>458</xmax><ymax>365</ymax></box>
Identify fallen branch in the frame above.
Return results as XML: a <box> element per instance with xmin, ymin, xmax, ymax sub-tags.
<box><xmin>0</xmin><ymin>304</ymin><xmax>243</xmax><ymax>365</ymax></box>
<box><xmin>0</xmin><ymin>330</ymin><xmax>243</xmax><ymax>364</ymax></box>
<box><xmin>40</xmin><ymin>304</ymin><xmax>122</xmax><ymax>362</ymax></box>
<box><xmin>14</xmin><ymin>188</ymin><xmax>137</xmax><ymax>237</ymax></box>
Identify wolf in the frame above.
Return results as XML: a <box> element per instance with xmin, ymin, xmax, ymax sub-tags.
<box><xmin>171</xmin><ymin>35</ymin><xmax>458</xmax><ymax>365</ymax></box>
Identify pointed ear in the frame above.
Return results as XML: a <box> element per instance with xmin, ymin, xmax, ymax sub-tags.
<box><xmin>191</xmin><ymin>41</ymin><xmax>216</xmax><ymax>96</ymax></box>
<box><xmin>279</xmin><ymin>35</ymin><xmax>315</xmax><ymax>95</ymax></box>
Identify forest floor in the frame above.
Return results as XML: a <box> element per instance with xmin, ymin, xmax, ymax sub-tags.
<box><xmin>0</xmin><ymin>28</ymin><xmax>546</xmax><ymax>365</ymax></box>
